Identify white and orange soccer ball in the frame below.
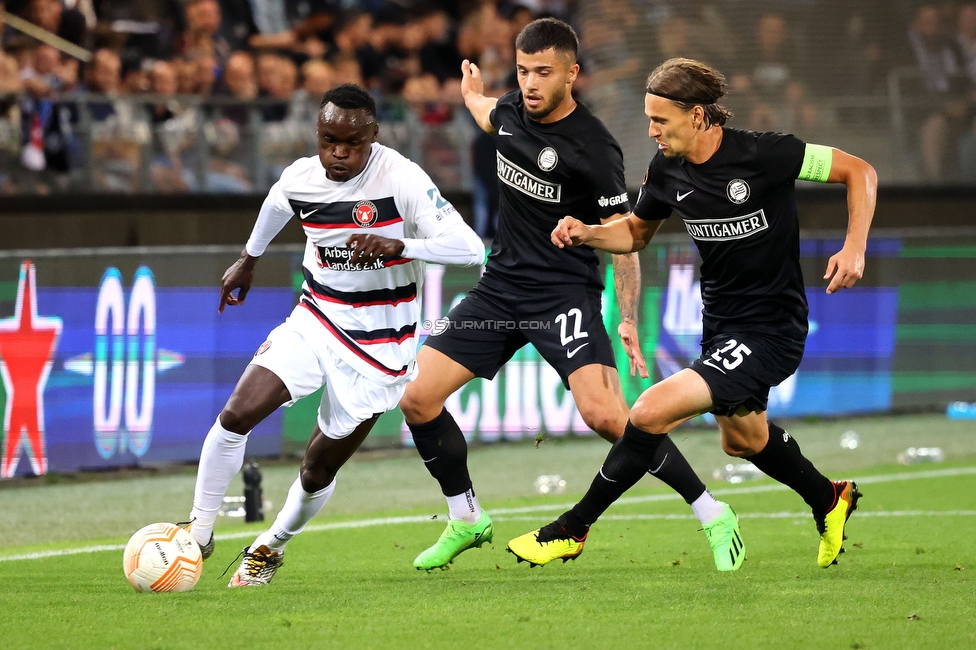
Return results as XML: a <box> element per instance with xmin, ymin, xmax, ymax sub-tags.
<box><xmin>122</xmin><ymin>522</ymin><xmax>203</xmax><ymax>593</ymax></box>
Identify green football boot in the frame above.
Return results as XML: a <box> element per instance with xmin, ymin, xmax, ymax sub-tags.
<box><xmin>703</xmin><ymin>502</ymin><xmax>745</xmax><ymax>571</ymax></box>
<box><xmin>414</xmin><ymin>511</ymin><xmax>494</xmax><ymax>571</ymax></box>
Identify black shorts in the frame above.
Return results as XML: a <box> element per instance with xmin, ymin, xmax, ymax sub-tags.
<box><xmin>691</xmin><ymin>329</ymin><xmax>805</xmax><ymax>417</ymax></box>
<box><xmin>422</xmin><ymin>282</ymin><xmax>615</xmax><ymax>388</ymax></box>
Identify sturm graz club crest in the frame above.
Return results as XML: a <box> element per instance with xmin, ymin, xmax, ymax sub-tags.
<box><xmin>537</xmin><ymin>147</ymin><xmax>558</xmax><ymax>171</ymax></box>
<box><xmin>726</xmin><ymin>179</ymin><xmax>750</xmax><ymax>204</ymax></box>
<box><xmin>352</xmin><ymin>200</ymin><xmax>378</xmax><ymax>227</ymax></box>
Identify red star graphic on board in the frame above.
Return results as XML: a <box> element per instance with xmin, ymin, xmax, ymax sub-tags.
<box><xmin>0</xmin><ymin>261</ymin><xmax>62</xmax><ymax>477</ymax></box>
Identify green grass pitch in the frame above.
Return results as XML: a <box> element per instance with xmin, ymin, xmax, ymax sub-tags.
<box><xmin>1</xmin><ymin>414</ymin><xmax>975</xmax><ymax>649</ymax></box>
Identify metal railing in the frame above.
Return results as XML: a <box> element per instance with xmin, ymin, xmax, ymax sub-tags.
<box><xmin>0</xmin><ymin>92</ymin><xmax>477</xmax><ymax>195</ymax></box>
<box><xmin>1</xmin><ymin>75</ymin><xmax>974</xmax><ymax>195</ymax></box>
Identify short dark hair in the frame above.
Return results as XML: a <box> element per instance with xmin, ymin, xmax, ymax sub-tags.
<box><xmin>645</xmin><ymin>58</ymin><xmax>733</xmax><ymax>128</ymax></box>
<box><xmin>515</xmin><ymin>18</ymin><xmax>578</xmax><ymax>61</ymax></box>
<box><xmin>319</xmin><ymin>83</ymin><xmax>377</xmax><ymax>119</ymax></box>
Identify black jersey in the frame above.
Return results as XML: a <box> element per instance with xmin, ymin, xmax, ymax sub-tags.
<box><xmin>482</xmin><ymin>90</ymin><xmax>631</xmax><ymax>291</ymax></box>
<box><xmin>633</xmin><ymin>128</ymin><xmax>809</xmax><ymax>340</ymax></box>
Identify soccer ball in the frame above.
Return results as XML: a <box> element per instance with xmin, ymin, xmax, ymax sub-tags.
<box><xmin>123</xmin><ymin>522</ymin><xmax>203</xmax><ymax>593</ymax></box>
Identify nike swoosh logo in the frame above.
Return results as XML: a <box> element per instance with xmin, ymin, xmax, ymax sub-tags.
<box><xmin>566</xmin><ymin>342</ymin><xmax>589</xmax><ymax>358</ymax></box>
<box><xmin>299</xmin><ymin>208</ymin><xmax>318</xmax><ymax>219</ymax></box>
<box><xmin>498</xmin><ymin>125</ymin><xmax>513</xmax><ymax>136</ymax></box>
<box><xmin>676</xmin><ymin>190</ymin><xmax>694</xmax><ymax>201</ymax></box>
<box><xmin>648</xmin><ymin>453</ymin><xmax>669</xmax><ymax>475</ymax></box>
<box><xmin>422</xmin><ymin>457</ymin><xmax>438</xmax><ymax>464</ymax></box>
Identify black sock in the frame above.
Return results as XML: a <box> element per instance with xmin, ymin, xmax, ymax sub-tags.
<box><xmin>408</xmin><ymin>409</ymin><xmax>472</xmax><ymax>497</ymax></box>
<box><xmin>566</xmin><ymin>421</ymin><xmax>669</xmax><ymax>535</ymax></box>
<box><xmin>647</xmin><ymin>436</ymin><xmax>707</xmax><ymax>504</ymax></box>
<box><xmin>748</xmin><ymin>422</ymin><xmax>834</xmax><ymax>514</ymax></box>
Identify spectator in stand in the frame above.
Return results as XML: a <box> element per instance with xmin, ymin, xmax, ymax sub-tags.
<box><xmin>218</xmin><ymin>50</ymin><xmax>257</xmax><ymax>124</ymax></box>
<box><xmin>23</xmin><ymin>0</ymin><xmax>88</xmax><ymax>48</ymax></box>
<box><xmin>255</xmin><ymin>50</ymin><xmax>293</xmax><ymax>121</ymax></box>
<box><xmin>301</xmin><ymin>59</ymin><xmax>334</xmax><ymax>97</ymax></box>
<box><xmin>81</xmin><ymin>48</ymin><xmax>148</xmax><ymax>191</ymax></box>
<box><xmin>19</xmin><ymin>43</ymin><xmax>78</xmax><ymax>174</ymax></box>
<box><xmin>211</xmin><ymin>49</ymin><xmax>257</xmax><ymax>183</ymax></box>
<box><xmin>747</xmin><ymin>13</ymin><xmax>804</xmax><ymax>101</ymax></box>
<box><xmin>958</xmin><ymin>3</ymin><xmax>976</xmax><ymax>83</ymax></box>
<box><xmin>246</xmin><ymin>2</ymin><xmax>335</xmax><ymax>55</ymax></box>
<box><xmin>91</xmin><ymin>0</ymin><xmax>184</xmax><ymax>61</ymax></box>
<box><xmin>457</xmin><ymin>0</ymin><xmax>513</xmax><ymax>93</ymax></box>
<box><xmin>82</xmin><ymin>48</ymin><xmax>122</xmax><ymax>120</ymax></box>
<box><xmin>120</xmin><ymin>55</ymin><xmax>152</xmax><ymax>94</ymax></box>
<box><xmin>175</xmin><ymin>58</ymin><xmax>197</xmax><ymax>94</ymax></box>
<box><xmin>955</xmin><ymin>3</ymin><xmax>976</xmax><ymax>179</ymax></box>
<box><xmin>180</xmin><ymin>0</ymin><xmax>232</xmax><ymax>64</ymax></box>
<box><xmin>286</xmin><ymin>59</ymin><xmax>332</xmax><ymax>124</ymax></box>
<box><xmin>908</xmin><ymin>4</ymin><xmax>969</xmax><ymax>180</ymax></box>
<box><xmin>681</xmin><ymin>0</ymin><xmax>736</xmax><ymax>71</ymax></box>
<box><xmin>418</xmin><ymin>8</ymin><xmax>462</xmax><ymax>85</ymax></box>
<box><xmin>0</xmin><ymin>47</ymin><xmax>24</xmax><ymax>192</ymax></box>
<box><xmin>215</xmin><ymin>0</ymin><xmax>258</xmax><ymax>51</ymax></box>
<box><xmin>328</xmin><ymin>11</ymin><xmax>377</xmax><ymax>85</ymax></box>
<box><xmin>147</xmin><ymin>59</ymin><xmax>191</xmax><ymax>191</ymax></box>
<box><xmin>331</xmin><ymin>53</ymin><xmax>364</xmax><ymax>87</ymax></box>
<box><xmin>193</xmin><ymin>54</ymin><xmax>219</xmax><ymax>95</ymax></box>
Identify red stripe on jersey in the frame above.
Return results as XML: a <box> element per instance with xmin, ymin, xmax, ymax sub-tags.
<box><xmin>298</xmin><ymin>301</ymin><xmax>410</xmax><ymax>378</ymax></box>
<box><xmin>303</xmin><ymin>216</ymin><xmax>404</xmax><ymax>230</ymax></box>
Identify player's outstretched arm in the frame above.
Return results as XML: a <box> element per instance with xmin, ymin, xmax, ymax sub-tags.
<box><xmin>347</xmin><ymin>229</ymin><xmax>484</xmax><ymax>268</ymax></box>
<box><xmin>219</xmin><ymin>252</ymin><xmax>257</xmax><ymax>313</ymax></box>
<box><xmin>224</xmin><ymin>176</ymin><xmax>294</xmax><ymax>312</ymax></box>
<box><xmin>822</xmin><ymin>148</ymin><xmax>877</xmax><ymax>294</ymax></box>
<box><xmin>461</xmin><ymin>59</ymin><xmax>497</xmax><ymax>134</ymax></box>
<box><xmin>552</xmin><ymin>214</ymin><xmax>663</xmax><ymax>253</ymax></box>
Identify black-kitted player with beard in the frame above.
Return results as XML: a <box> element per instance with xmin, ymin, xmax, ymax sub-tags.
<box><xmin>401</xmin><ymin>21</ymin><xmax>746</xmax><ymax>573</ymax></box>
<box><xmin>508</xmin><ymin>58</ymin><xmax>876</xmax><ymax>569</ymax></box>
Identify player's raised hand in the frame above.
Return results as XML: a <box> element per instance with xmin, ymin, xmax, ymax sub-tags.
<box><xmin>823</xmin><ymin>244</ymin><xmax>865</xmax><ymax>294</ymax></box>
<box><xmin>618</xmin><ymin>320</ymin><xmax>649</xmax><ymax>378</ymax></box>
<box><xmin>347</xmin><ymin>233</ymin><xmax>405</xmax><ymax>267</ymax></box>
<box><xmin>460</xmin><ymin>59</ymin><xmax>484</xmax><ymax>100</ymax></box>
<box><xmin>551</xmin><ymin>216</ymin><xmax>590</xmax><ymax>248</ymax></box>
<box><xmin>219</xmin><ymin>253</ymin><xmax>258</xmax><ymax>313</ymax></box>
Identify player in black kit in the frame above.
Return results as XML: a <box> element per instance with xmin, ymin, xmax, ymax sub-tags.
<box><xmin>400</xmin><ymin>22</ymin><xmax>745</xmax><ymax>572</ymax></box>
<box><xmin>508</xmin><ymin>57</ymin><xmax>877</xmax><ymax>569</ymax></box>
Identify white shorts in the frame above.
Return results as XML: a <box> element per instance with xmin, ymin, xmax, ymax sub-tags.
<box><xmin>249</xmin><ymin>307</ymin><xmax>406</xmax><ymax>439</ymax></box>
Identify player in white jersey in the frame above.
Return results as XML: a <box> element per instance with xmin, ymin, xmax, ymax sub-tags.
<box><xmin>180</xmin><ymin>84</ymin><xmax>485</xmax><ymax>587</ymax></box>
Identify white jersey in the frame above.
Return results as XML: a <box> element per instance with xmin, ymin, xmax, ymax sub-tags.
<box><xmin>246</xmin><ymin>143</ymin><xmax>484</xmax><ymax>387</ymax></box>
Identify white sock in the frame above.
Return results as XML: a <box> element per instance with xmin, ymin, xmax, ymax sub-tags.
<box><xmin>188</xmin><ymin>418</ymin><xmax>249</xmax><ymax>546</ymax></box>
<box><xmin>252</xmin><ymin>476</ymin><xmax>336</xmax><ymax>553</ymax></box>
<box><xmin>446</xmin><ymin>488</ymin><xmax>481</xmax><ymax>524</ymax></box>
<box><xmin>691</xmin><ymin>491</ymin><xmax>726</xmax><ymax>525</ymax></box>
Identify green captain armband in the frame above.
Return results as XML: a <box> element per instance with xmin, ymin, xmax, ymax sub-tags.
<box><xmin>797</xmin><ymin>143</ymin><xmax>833</xmax><ymax>182</ymax></box>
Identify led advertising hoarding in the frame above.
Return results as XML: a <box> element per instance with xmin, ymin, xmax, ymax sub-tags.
<box><xmin>1</xmin><ymin>234</ymin><xmax>974</xmax><ymax>476</ymax></box>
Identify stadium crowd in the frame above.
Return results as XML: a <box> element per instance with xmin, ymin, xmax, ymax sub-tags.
<box><xmin>1</xmin><ymin>0</ymin><xmax>975</xmax><ymax>205</ymax></box>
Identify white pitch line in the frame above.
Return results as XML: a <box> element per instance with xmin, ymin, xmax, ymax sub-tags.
<box><xmin>2</xmin><ymin>465</ymin><xmax>975</xmax><ymax>563</ymax></box>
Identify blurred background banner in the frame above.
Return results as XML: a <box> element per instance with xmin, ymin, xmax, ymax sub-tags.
<box><xmin>2</xmin><ymin>232</ymin><xmax>974</xmax><ymax>476</ymax></box>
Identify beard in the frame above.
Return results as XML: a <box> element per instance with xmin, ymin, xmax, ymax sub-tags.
<box><xmin>524</xmin><ymin>86</ymin><xmax>566</xmax><ymax>120</ymax></box>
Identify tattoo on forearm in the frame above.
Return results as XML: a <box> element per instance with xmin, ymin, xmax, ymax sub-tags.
<box><xmin>613</xmin><ymin>253</ymin><xmax>641</xmax><ymax>323</ymax></box>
